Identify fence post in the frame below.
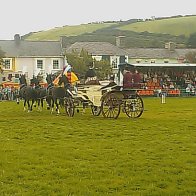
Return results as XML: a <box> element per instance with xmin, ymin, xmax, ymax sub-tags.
<box><xmin>161</xmin><ymin>92</ymin><xmax>166</xmax><ymax>104</ymax></box>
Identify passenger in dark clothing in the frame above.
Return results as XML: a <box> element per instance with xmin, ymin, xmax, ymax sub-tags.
<box><xmin>85</xmin><ymin>68</ymin><xmax>96</xmax><ymax>79</ymax></box>
<box><xmin>85</xmin><ymin>68</ymin><xmax>99</xmax><ymax>85</ymax></box>
<box><xmin>132</xmin><ymin>69</ymin><xmax>141</xmax><ymax>88</ymax></box>
<box><xmin>123</xmin><ymin>67</ymin><xmax>133</xmax><ymax>88</ymax></box>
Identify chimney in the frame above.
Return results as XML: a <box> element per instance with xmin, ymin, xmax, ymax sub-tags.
<box><xmin>165</xmin><ymin>42</ymin><xmax>175</xmax><ymax>51</ymax></box>
<box><xmin>116</xmin><ymin>36</ymin><xmax>126</xmax><ymax>48</ymax></box>
<box><xmin>14</xmin><ymin>34</ymin><xmax>21</xmax><ymax>45</ymax></box>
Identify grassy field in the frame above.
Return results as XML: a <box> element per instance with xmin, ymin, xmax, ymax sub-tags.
<box><xmin>119</xmin><ymin>16</ymin><xmax>196</xmax><ymax>37</ymax></box>
<box><xmin>0</xmin><ymin>97</ymin><xmax>196</xmax><ymax>195</ymax></box>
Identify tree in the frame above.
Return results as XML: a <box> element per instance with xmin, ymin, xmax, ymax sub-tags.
<box><xmin>185</xmin><ymin>51</ymin><xmax>196</xmax><ymax>63</ymax></box>
<box><xmin>65</xmin><ymin>49</ymin><xmax>112</xmax><ymax>80</ymax></box>
<box><xmin>93</xmin><ymin>59</ymin><xmax>112</xmax><ymax>80</ymax></box>
<box><xmin>65</xmin><ymin>49</ymin><xmax>92</xmax><ymax>79</ymax></box>
<box><xmin>187</xmin><ymin>33</ymin><xmax>196</xmax><ymax>48</ymax></box>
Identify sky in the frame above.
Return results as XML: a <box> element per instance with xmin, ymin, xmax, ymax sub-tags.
<box><xmin>0</xmin><ymin>0</ymin><xmax>195</xmax><ymax>40</ymax></box>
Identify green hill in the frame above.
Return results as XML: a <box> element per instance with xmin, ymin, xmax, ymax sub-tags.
<box><xmin>24</xmin><ymin>23</ymin><xmax>117</xmax><ymax>41</ymax></box>
<box><xmin>23</xmin><ymin>16</ymin><xmax>196</xmax><ymax>48</ymax></box>
<box><xmin>119</xmin><ymin>16</ymin><xmax>196</xmax><ymax>37</ymax></box>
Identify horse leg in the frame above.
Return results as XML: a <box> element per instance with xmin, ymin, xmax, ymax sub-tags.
<box><xmin>23</xmin><ymin>100</ymin><xmax>26</xmax><ymax>111</ymax></box>
<box><xmin>59</xmin><ymin>98</ymin><xmax>64</xmax><ymax>108</ymax></box>
<box><xmin>33</xmin><ymin>100</ymin><xmax>37</xmax><ymax>108</ymax></box>
<box><xmin>38</xmin><ymin>99</ymin><xmax>43</xmax><ymax>111</ymax></box>
<box><xmin>51</xmin><ymin>98</ymin><xmax>55</xmax><ymax>114</ymax></box>
<box><xmin>31</xmin><ymin>99</ymin><xmax>36</xmax><ymax>111</ymax></box>
<box><xmin>37</xmin><ymin>99</ymin><xmax>41</xmax><ymax>111</ymax></box>
<box><xmin>41</xmin><ymin>98</ymin><xmax>44</xmax><ymax>111</ymax></box>
<box><xmin>27</xmin><ymin>100</ymin><xmax>31</xmax><ymax>112</ymax></box>
<box><xmin>16</xmin><ymin>96</ymin><xmax>20</xmax><ymax>104</ymax></box>
<box><xmin>46</xmin><ymin>97</ymin><xmax>51</xmax><ymax>110</ymax></box>
<box><xmin>55</xmin><ymin>99</ymin><xmax>60</xmax><ymax>115</ymax></box>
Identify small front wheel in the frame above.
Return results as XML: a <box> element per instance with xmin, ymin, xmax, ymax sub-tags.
<box><xmin>91</xmin><ymin>105</ymin><xmax>102</xmax><ymax>116</ymax></box>
<box><xmin>101</xmin><ymin>93</ymin><xmax>120</xmax><ymax>119</ymax></box>
<box><xmin>64</xmin><ymin>98</ymin><xmax>75</xmax><ymax>117</ymax></box>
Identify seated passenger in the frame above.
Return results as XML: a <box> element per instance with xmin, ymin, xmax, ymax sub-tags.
<box><xmin>85</xmin><ymin>67</ymin><xmax>99</xmax><ymax>85</ymax></box>
<box><xmin>132</xmin><ymin>69</ymin><xmax>142</xmax><ymax>89</ymax></box>
<box><xmin>123</xmin><ymin>66</ymin><xmax>133</xmax><ymax>89</ymax></box>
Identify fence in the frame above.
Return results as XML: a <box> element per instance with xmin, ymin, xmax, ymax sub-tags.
<box><xmin>137</xmin><ymin>88</ymin><xmax>195</xmax><ymax>97</ymax></box>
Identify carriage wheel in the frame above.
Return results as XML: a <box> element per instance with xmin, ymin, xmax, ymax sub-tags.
<box><xmin>124</xmin><ymin>94</ymin><xmax>144</xmax><ymax>118</ymax></box>
<box><xmin>91</xmin><ymin>105</ymin><xmax>102</xmax><ymax>116</ymax></box>
<box><xmin>101</xmin><ymin>93</ymin><xmax>120</xmax><ymax>119</ymax></box>
<box><xmin>64</xmin><ymin>98</ymin><xmax>75</xmax><ymax>117</ymax></box>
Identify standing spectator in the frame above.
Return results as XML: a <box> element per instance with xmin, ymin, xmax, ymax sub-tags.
<box><xmin>7</xmin><ymin>86</ymin><xmax>12</xmax><ymax>100</ymax></box>
<box><xmin>0</xmin><ymin>86</ymin><xmax>3</xmax><ymax>101</ymax></box>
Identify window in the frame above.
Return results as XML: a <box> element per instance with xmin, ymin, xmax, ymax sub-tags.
<box><xmin>102</xmin><ymin>55</ymin><xmax>110</xmax><ymax>61</ymax></box>
<box><xmin>136</xmin><ymin>59</ymin><xmax>141</xmax><ymax>63</ymax></box>
<box><xmin>151</xmin><ymin>59</ymin><xmax>156</xmax><ymax>63</ymax></box>
<box><xmin>112</xmin><ymin>60</ymin><xmax>117</xmax><ymax>69</ymax></box>
<box><xmin>37</xmin><ymin>60</ymin><xmax>43</xmax><ymax>69</ymax></box>
<box><xmin>4</xmin><ymin>59</ymin><xmax>12</xmax><ymax>70</ymax></box>
<box><xmin>52</xmin><ymin>60</ymin><xmax>59</xmax><ymax>69</ymax></box>
<box><xmin>164</xmin><ymin>59</ymin><xmax>169</xmax><ymax>63</ymax></box>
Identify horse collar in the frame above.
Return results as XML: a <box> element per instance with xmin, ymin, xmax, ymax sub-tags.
<box><xmin>20</xmin><ymin>84</ymin><xmax>26</xmax><ymax>89</ymax></box>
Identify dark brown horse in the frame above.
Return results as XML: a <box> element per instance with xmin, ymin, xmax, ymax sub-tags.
<box><xmin>46</xmin><ymin>73</ymin><xmax>70</xmax><ymax>114</ymax></box>
<box><xmin>30</xmin><ymin>76</ymin><xmax>47</xmax><ymax>111</ymax></box>
<box><xmin>17</xmin><ymin>74</ymin><xmax>37</xmax><ymax>112</ymax></box>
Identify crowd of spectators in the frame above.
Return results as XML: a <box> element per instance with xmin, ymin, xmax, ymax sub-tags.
<box><xmin>139</xmin><ymin>69</ymin><xmax>196</xmax><ymax>95</ymax></box>
<box><xmin>0</xmin><ymin>86</ymin><xmax>19</xmax><ymax>101</ymax></box>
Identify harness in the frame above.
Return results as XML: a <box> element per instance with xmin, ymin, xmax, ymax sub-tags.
<box><xmin>20</xmin><ymin>84</ymin><xmax>26</xmax><ymax>90</ymax></box>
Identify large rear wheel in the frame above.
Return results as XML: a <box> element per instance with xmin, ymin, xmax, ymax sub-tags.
<box><xmin>101</xmin><ymin>93</ymin><xmax>120</xmax><ymax>119</ymax></box>
<box><xmin>124</xmin><ymin>94</ymin><xmax>144</xmax><ymax>118</ymax></box>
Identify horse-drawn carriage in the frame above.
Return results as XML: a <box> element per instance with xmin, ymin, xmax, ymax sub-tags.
<box><xmin>17</xmin><ymin>63</ymin><xmax>144</xmax><ymax>118</ymax></box>
<box><xmin>64</xmin><ymin>84</ymin><xmax>144</xmax><ymax>119</ymax></box>
<box><xmin>63</xmin><ymin>63</ymin><xmax>144</xmax><ymax>119</ymax></box>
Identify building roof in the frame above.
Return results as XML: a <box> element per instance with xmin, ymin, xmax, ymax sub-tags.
<box><xmin>66</xmin><ymin>42</ymin><xmax>128</xmax><ymax>56</ymax></box>
<box><xmin>0</xmin><ymin>40</ymin><xmax>63</xmax><ymax>57</ymax></box>
<box><xmin>126</xmin><ymin>48</ymin><xmax>196</xmax><ymax>59</ymax></box>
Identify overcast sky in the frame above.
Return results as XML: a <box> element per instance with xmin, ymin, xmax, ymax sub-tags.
<box><xmin>0</xmin><ymin>0</ymin><xmax>195</xmax><ymax>40</ymax></box>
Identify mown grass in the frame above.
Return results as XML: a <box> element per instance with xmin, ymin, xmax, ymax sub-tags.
<box><xmin>0</xmin><ymin>97</ymin><xmax>196</xmax><ymax>195</ymax></box>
